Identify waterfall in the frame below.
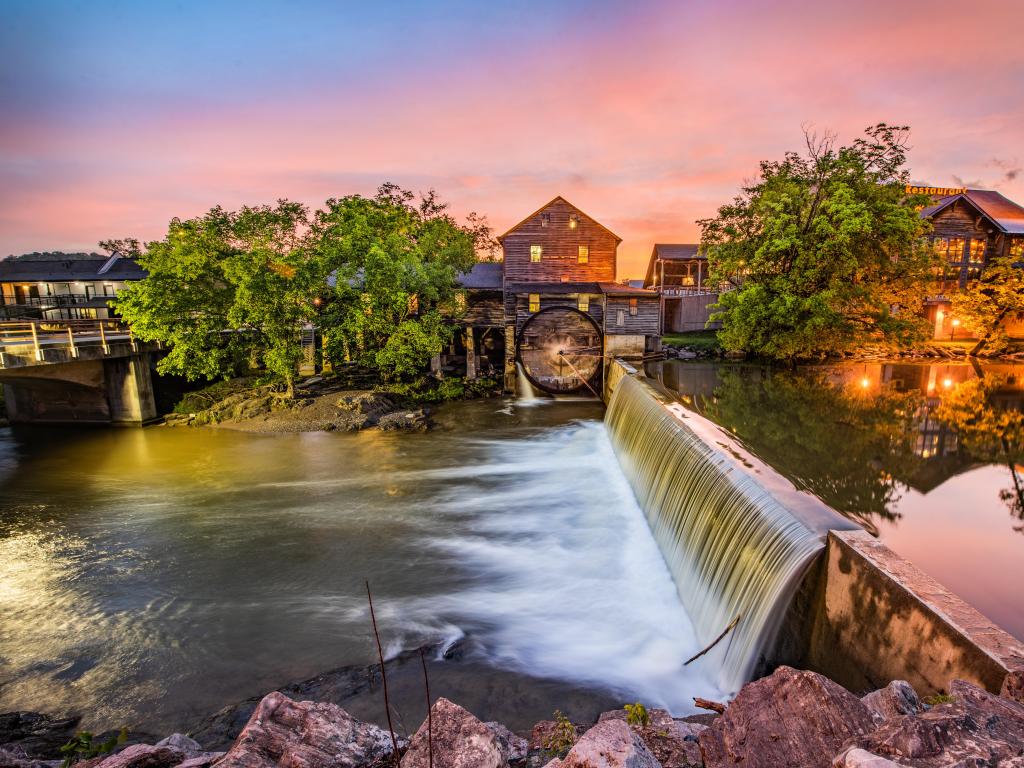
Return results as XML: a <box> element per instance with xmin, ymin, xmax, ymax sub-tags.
<box><xmin>605</xmin><ymin>374</ymin><xmax>848</xmax><ymax>694</ymax></box>
<box><xmin>516</xmin><ymin>362</ymin><xmax>540</xmax><ymax>404</ymax></box>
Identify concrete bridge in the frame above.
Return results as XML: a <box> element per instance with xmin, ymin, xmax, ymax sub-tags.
<box><xmin>0</xmin><ymin>320</ymin><xmax>159</xmax><ymax>425</ymax></box>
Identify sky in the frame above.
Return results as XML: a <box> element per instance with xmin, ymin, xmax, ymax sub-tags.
<box><xmin>1</xmin><ymin>0</ymin><xmax>1022</xmax><ymax>278</ymax></box>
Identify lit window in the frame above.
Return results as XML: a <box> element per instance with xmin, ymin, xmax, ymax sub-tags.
<box><xmin>616</xmin><ymin>309</ymin><xmax>624</xmax><ymax>326</ymax></box>
<box><xmin>1010</xmin><ymin>240</ymin><xmax>1024</xmax><ymax>259</ymax></box>
<box><xmin>933</xmin><ymin>237</ymin><xmax>965</xmax><ymax>263</ymax></box>
<box><xmin>529</xmin><ymin>293</ymin><xmax>540</xmax><ymax>313</ymax></box>
<box><xmin>530</xmin><ymin>245</ymin><xmax>542</xmax><ymax>262</ymax></box>
<box><xmin>578</xmin><ymin>245</ymin><xmax>589</xmax><ymax>264</ymax></box>
<box><xmin>541</xmin><ymin>213</ymin><xmax>550</xmax><ymax>227</ymax></box>
<box><xmin>569</xmin><ymin>214</ymin><xmax>579</xmax><ymax>229</ymax></box>
<box><xmin>967</xmin><ymin>239</ymin><xmax>986</xmax><ymax>264</ymax></box>
<box><xmin>578</xmin><ymin>294</ymin><xmax>589</xmax><ymax>312</ymax></box>
<box><xmin>629</xmin><ymin>298</ymin><xmax>638</xmax><ymax>316</ymax></box>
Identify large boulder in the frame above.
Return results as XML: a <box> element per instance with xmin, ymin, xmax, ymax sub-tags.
<box><xmin>638</xmin><ymin>721</ymin><xmax>704</xmax><ymax>768</ymax></box>
<box><xmin>1003</xmin><ymin>670</ymin><xmax>1024</xmax><ymax>705</ymax></box>
<box><xmin>860</xmin><ymin>681</ymin><xmax>922</xmax><ymax>724</ymax></box>
<box><xmin>843</xmin><ymin>678</ymin><xmax>1024</xmax><ymax>766</ymax></box>
<box><xmin>401</xmin><ymin>698</ymin><xmax>505</xmax><ymax>768</ymax></box>
<box><xmin>216</xmin><ymin>691</ymin><xmax>396</xmax><ymax>768</ymax></box>
<box><xmin>831</xmin><ymin>747</ymin><xmax>903</xmax><ymax>767</ymax></box>
<box><xmin>87</xmin><ymin>743</ymin><xmax>186</xmax><ymax>768</ymax></box>
<box><xmin>698</xmin><ymin>666</ymin><xmax>875</xmax><ymax>768</ymax></box>
<box><xmin>557</xmin><ymin>719</ymin><xmax>660</xmax><ymax>768</ymax></box>
<box><xmin>484</xmin><ymin>722</ymin><xmax>528</xmax><ymax>764</ymax></box>
<box><xmin>0</xmin><ymin>711</ymin><xmax>80</xmax><ymax>759</ymax></box>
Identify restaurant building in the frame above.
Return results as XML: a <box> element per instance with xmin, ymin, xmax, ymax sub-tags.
<box><xmin>641</xmin><ymin>243</ymin><xmax>721</xmax><ymax>333</ymax></box>
<box><xmin>916</xmin><ymin>186</ymin><xmax>1024</xmax><ymax>339</ymax></box>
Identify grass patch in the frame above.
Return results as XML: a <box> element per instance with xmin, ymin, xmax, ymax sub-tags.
<box><xmin>662</xmin><ymin>330</ymin><xmax>722</xmax><ymax>351</ymax></box>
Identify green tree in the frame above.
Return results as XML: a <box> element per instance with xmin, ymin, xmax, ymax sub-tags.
<box><xmin>951</xmin><ymin>250</ymin><xmax>1024</xmax><ymax>355</ymax></box>
<box><xmin>699</xmin><ymin>124</ymin><xmax>937</xmax><ymax>361</ymax></box>
<box><xmin>310</xmin><ymin>184</ymin><xmax>483</xmax><ymax>381</ymax></box>
<box><xmin>111</xmin><ymin>201</ymin><xmax>317</xmax><ymax>395</ymax></box>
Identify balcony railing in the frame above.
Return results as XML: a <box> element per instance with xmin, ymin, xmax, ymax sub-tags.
<box><xmin>0</xmin><ymin>293</ymin><xmax>115</xmax><ymax>308</ymax></box>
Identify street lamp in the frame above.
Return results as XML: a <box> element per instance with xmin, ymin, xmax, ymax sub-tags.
<box><xmin>950</xmin><ymin>318</ymin><xmax>960</xmax><ymax>341</ymax></box>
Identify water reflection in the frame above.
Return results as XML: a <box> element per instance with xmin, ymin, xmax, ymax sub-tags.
<box><xmin>646</xmin><ymin>360</ymin><xmax>1024</xmax><ymax>639</ymax></box>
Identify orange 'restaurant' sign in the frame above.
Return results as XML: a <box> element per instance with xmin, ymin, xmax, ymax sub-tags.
<box><xmin>905</xmin><ymin>185</ymin><xmax>967</xmax><ymax>197</ymax></box>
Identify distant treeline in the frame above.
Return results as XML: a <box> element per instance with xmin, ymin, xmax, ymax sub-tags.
<box><xmin>4</xmin><ymin>251</ymin><xmax>105</xmax><ymax>262</ymax></box>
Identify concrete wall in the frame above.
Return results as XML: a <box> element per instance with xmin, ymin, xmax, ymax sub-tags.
<box><xmin>791</xmin><ymin>530</ymin><xmax>1024</xmax><ymax>695</ymax></box>
<box><xmin>603</xmin><ymin>334</ymin><xmax>646</xmax><ymax>359</ymax></box>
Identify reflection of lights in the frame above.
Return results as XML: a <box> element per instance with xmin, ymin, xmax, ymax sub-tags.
<box><xmin>860</xmin><ymin>377</ymin><xmax>871</xmax><ymax>389</ymax></box>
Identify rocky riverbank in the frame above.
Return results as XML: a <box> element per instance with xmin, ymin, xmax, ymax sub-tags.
<box><xmin>163</xmin><ymin>377</ymin><xmax>435</xmax><ymax>433</ymax></box>
<box><xmin>662</xmin><ymin>339</ymin><xmax>1024</xmax><ymax>363</ymax></box>
<box><xmin>4</xmin><ymin>665</ymin><xmax>1023</xmax><ymax>768</ymax></box>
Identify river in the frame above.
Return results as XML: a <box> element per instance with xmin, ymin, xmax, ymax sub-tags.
<box><xmin>0</xmin><ymin>398</ymin><xmax>722</xmax><ymax>735</ymax></box>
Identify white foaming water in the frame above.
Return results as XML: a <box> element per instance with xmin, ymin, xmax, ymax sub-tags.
<box><xmin>397</xmin><ymin>417</ymin><xmax>725</xmax><ymax>711</ymax></box>
<box><xmin>516</xmin><ymin>362</ymin><xmax>541</xmax><ymax>404</ymax></box>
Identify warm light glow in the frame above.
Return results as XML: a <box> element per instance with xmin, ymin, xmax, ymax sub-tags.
<box><xmin>951</xmin><ymin>319</ymin><xmax>961</xmax><ymax>327</ymax></box>
<box><xmin>860</xmin><ymin>377</ymin><xmax>870</xmax><ymax>389</ymax></box>
<box><xmin>943</xmin><ymin>378</ymin><xmax>953</xmax><ymax>388</ymax></box>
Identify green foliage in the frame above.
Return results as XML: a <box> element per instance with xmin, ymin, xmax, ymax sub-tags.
<box><xmin>383</xmin><ymin>376</ymin><xmax>500</xmax><ymax>403</ymax></box>
<box><xmin>311</xmin><ymin>184</ymin><xmax>487</xmax><ymax>382</ymax></box>
<box><xmin>542</xmin><ymin>711</ymin><xmax>577</xmax><ymax>758</ymax></box>
<box><xmin>172</xmin><ymin>377</ymin><xmax>260</xmax><ymax>414</ymax></box>
<box><xmin>699</xmin><ymin>124</ymin><xmax>937</xmax><ymax>361</ymax></box>
<box><xmin>662</xmin><ymin>331</ymin><xmax>722</xmax><ymax>352</ymax></box>
<box><xmin>923</xmin><ymin>693</ymin><xmax>955</xmax><ymax>706</ymax></box>
<box><xmin>624</xmin><ymin>702</ymin><xmax>650</xmax><ymax>728</ymax></box>
<box><xmin>111</xmin><ymin>202</ymin><xmax>316</xmax><ymax>393</ymax></box>
<box><xmin>60</xmin><ymin>728</ymin><xmax>127</xmax><ymax>767</ymax></box>
<box><xmin>951</xmin><ymin>250</ymin><xmax>1024</xmax><ymax>354</ymax></box>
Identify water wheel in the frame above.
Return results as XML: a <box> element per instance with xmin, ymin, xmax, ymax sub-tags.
<box><xmin>516</xmin><ymin>307</ymin><xmax>602</xmax><ymax>394</ymax></box>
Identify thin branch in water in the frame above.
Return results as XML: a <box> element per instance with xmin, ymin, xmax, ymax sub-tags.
<box><xmin>420</xmin><ymin>648</ymin><xmax>433</xmax><ymax>768</ymax></box>
<box><xmin>366</xmin><ymin>581</ymin><xmax>399</xmax><ymax>764</ymax></box>
<box><xmin>684</xmin><ymin>615</ymin><xmax>741</xmax><ymax>666</ymax></box>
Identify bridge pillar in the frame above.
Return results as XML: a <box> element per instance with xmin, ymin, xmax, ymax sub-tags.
<box><xmin>103</xmin><ymin>353</ymin><xmax>157</xmax><ymax>424</ymax></box>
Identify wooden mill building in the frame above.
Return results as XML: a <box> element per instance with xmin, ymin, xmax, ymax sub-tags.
<box><xmin>916</xmin><ymin>186</ymin><xmax>1024</xmax><ymax>339</ymax></box>
<box><xmin>457</xmin><ymin>196</ymin><xmax>661</xmax><ymax>394</ymax></box>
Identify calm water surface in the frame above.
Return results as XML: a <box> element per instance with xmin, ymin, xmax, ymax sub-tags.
<box><xmin>0</xmin><ymin>399</ymin><xmax>721</xmax><ymax>733</ymax></box>
<box><xmin>647</xmin><ymin>360</ymin><xmax>1024</xmax><ymax>641</ymax></box>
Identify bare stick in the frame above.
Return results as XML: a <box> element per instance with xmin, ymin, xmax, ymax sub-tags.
<box><xmin>366</xmin><ymin>581</ymin><xmax>399</xmax><ymax>764</ymax></box>
<box><xmin>420</xmin><ymin>648</ymin><xmax>433</xmax><ymax>768</ymax></box>
<box><xmin>684</xmin><ymin>615</ymin><xmax>740</xmax><ymax>666</ymax></box>
<box><xmin>694</xmin><ymin>697</ymin><xmax>727</xmax><ymax>714</ymax></box>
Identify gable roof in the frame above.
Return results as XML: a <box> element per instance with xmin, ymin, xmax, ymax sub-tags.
<box><xmin>651</xmin><ymin>243</ymin><xmax>703</xmax><ymax>261</ymax></box>
<box><xmin>921</xmin><ymin>189</ymin><xmax>1024</xmax><ymax>235</ymax></box>
<box><xmin>497</xmin><ymin>196</ymin><xmax>622</xmax><ymax>244</ymax></box>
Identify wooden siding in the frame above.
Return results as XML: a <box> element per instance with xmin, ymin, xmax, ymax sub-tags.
<box><xmin>510</xmin><ymin>293</ymin><xmax>605</xmax><ymax>334</ymax></box>
<box><xmin>463</xmin><ymin>292</ymin><xmax>504</xmax><ymax>327</ymax></box>
<box><xmin>604</xmin><ymin>296</ymin><xmax>661</xmax><ymax>336</ymax></box>
<box><xmin>501</xmin><ymin>199</ymin><xmax>618</xmax><ymax>284</ymax></box>
<box><xmin>929</xmin><ymin>201</ymin><xmax>999</xmax><ymax>288</ymax></box>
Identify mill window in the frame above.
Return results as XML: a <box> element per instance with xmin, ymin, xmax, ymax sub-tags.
<box><xmin>569</xmin><ymin>214</ymin><xmax>579</xmax><ymax>229</ymax></box>
<box><xmin>529</xmin><ymin>293</ymin><xmax>540</xmax><ymax>313</ymax></box>
<box><xmin>616</xmin><ymin>309</ymin><xmax>625</xmax><ymax>326</ymax></box>
<box><xmin>578</xmin><ymin>245</ymin><xmax>589</xmax><ymax>264</ymax></box>
<box><xmin>541</xmin><ymin>213</ymin><xmax>550</xmax><ymax>227</ymax></box>
<box><xmin>530</xmin><ymin>245</ymin><xmax>542</xmax><ymax>262</ymax></box>
<box><xmin>629</xmin><ymin>298</ymin><xmax>638</xmax><ymax>316</ymax></box>
<box><xmin>578</xmin><ymin>294</ymin><xmax>589</xmax><ymax>312</ymax></box>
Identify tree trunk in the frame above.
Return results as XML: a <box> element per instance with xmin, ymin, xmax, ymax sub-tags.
<box><xmin>285</xmin><ymin>376</ymin><xmax>295</xmax><ymax>399</ymax></box>
<box><xmin>969</xmin><ymin>307</ymin><xmax>1009</xmax><ymax>357</ymax></box>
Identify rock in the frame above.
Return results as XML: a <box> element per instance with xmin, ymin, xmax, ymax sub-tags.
<box><xmin>176</xmin><ymin>754</ymin><xmax>225</xmax><ymax>768</ymax></box>
<box><xmin>1003</xmin><ymin>670</ymin><xmax>1024</xmax><ymax>705</ymax></box>
<box><xmin>831</xmin><ymin>747</ymin><xmax>903</xmax><ymax>767</ymax></box>
<box><xmin>842</xmin><ymin>678</ymin><xmax>1024</xmax><ymax>766</ymax></box>
<box><xmin>484</xmin><ymin>721</ymin><xmax>529</xmax><ymax>763</ymax></box>
<box><xmin>860</xmin><ymin>681</ymin><xmax>922</xmax><ymax>724</ymax></box>
<box><xmin>697</xmin><ymin>666</ymin><xmax>875</xmax><ymax>768</ymax></box>
<box><xmin>89</xmin><ymin>743</ymin><xmax>185</xmax><ymax>768</ymax></box>
<box><xmin>558</xmin><ymin>719</ymin><xmax>660</xmax><ymax>768</ymax></box>
<box><xmin>401</xmin><ymin>698</ymin><xmax>505</xmax><ymax>768</ymax></box>
<box><xmin>638</xmin><ymin>721</ymin><xmax>705</xmax><ymax>768</ymax></box>
<box><xmin>153</xmin><ymin>734</ymin><xmax>202</xmax><ymax>758</ymax></box>
<box><xmin>0</xmin><ymin>712</ymin><xmax>81</xmax><ymax>760</ymax></box>
<box><xmin>377</xmin><ymin>410</ymin><xmax>429</xmax><ymax>432</ymax></box>
<box><xmin>216</xmin><ymin>691</ymin><xmax>396</xmax><ymax>768</ymax></box>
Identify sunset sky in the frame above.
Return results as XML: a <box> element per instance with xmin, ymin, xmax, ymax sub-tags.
<box><xmin>2</xmin><ymin>0</ymin><xmax>1022</xmax><ymax>277</ymax></box>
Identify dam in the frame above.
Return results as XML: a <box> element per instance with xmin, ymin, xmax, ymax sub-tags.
<box><xmin>603</xmin><ymin>358</ymin><xmax>1024</xmax><ymax>698</ymax></box>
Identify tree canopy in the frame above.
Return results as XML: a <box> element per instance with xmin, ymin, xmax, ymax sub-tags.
<box><xmin>951</xmin><ymin>249</ymin><xmax>1024</xmax><ymax>355</ymax></box>
<box><xmin>110</xmin><ymin>185</ymin><xmax>490</xmax><ymax>391</ymax></box>
<box><xmin>699</xmin><ymin>124</ymin><xmax>937</xmax><ymax>361</ymax></box>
